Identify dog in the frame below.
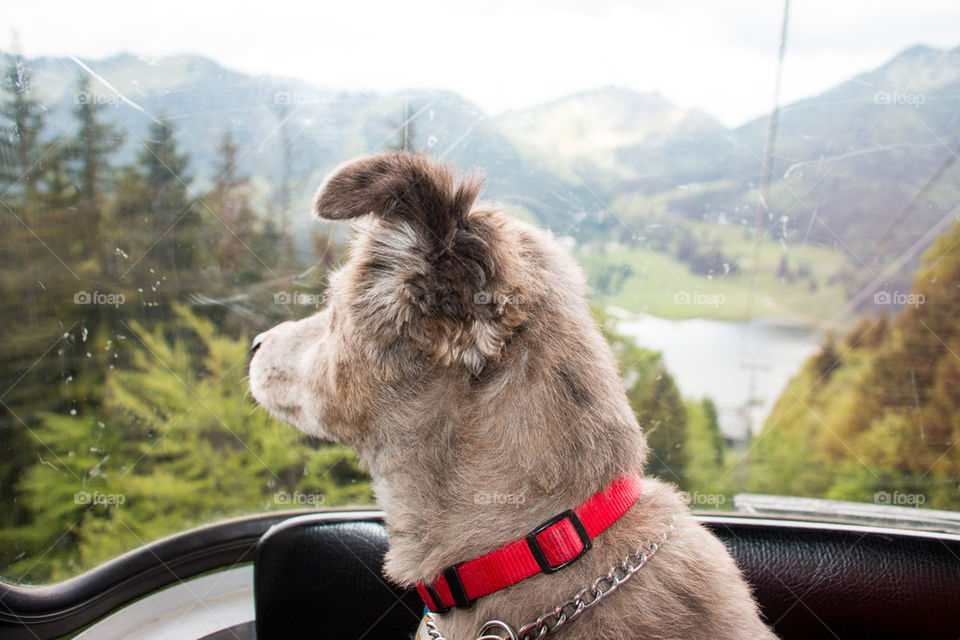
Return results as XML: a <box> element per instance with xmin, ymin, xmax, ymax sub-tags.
<box><xmin>248</xmin><ymin>151</ymin><xmax>776</xmax><ymax>639</ymax></box>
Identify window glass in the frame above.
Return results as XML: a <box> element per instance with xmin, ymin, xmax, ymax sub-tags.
<box><xmin>2</xmin><ymin>1</ymin><xmax>958</xmax><ymax>584</ymax></box>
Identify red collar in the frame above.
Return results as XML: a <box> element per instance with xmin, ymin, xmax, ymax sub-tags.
<box><xmin>415</xmin><ymin>473</ymin><xmax>643</xmax><ymax>613</ymax></box>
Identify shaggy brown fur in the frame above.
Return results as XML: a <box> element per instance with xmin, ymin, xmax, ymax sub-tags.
<box><xmin>249</xmin><ymin>151</ymin><xmax>776</xmax><ymax>639</ymax></box>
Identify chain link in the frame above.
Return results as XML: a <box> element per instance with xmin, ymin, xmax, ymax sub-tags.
<box><xmin>423</xmin><ymin>517</ymin><xmax>675</xmax><ymax>640</ymax></box>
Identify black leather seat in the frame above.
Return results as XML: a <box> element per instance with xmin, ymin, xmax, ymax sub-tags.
<box><xmin>706</xmin><ymin>517</ymin><xmax>960</xmax><ymax>639</ymax></box>
<box><xmin>254</xmin><ymin>512</ymin><xmax>960</xmax><ymax>640</ymax></box>
<box><xmin>255</xmin><ymin>513</ymin><xmax>423</xmax><ymax>640</ymax></box>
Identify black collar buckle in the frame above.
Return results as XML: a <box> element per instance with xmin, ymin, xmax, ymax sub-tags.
<box><xmin>525</xmin><ymin>510</ymin><xmax>592</xmax><ymax>574</ymax></box>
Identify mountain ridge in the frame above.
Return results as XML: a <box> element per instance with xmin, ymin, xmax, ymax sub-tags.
<box><xmin>3</xmin><ymin>43</ymin><xmax>958</xmax><ymax>293</ymax></box>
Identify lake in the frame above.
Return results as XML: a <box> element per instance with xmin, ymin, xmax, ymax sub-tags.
<box><xmin>611</xmin><ymin>309</ymin><xmax>822</xmax><ymax>442</ymax></box>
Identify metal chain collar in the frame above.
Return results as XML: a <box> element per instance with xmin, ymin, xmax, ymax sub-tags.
<box><xmin>423</xmin><ymin>517</ymin><xmax>676</xmax><ymax>640</ymax></box>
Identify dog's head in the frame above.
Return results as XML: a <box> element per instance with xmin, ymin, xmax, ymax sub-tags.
<box><xmin>249</xmin><ymin>151</ymin><xmax>644</xmax><ymax>480</ymax></box>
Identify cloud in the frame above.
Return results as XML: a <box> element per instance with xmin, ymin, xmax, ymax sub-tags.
<box><xmin>7</xmin><ymin>0</ymin><xmax>959</xmax><ymax>126</ymax></box>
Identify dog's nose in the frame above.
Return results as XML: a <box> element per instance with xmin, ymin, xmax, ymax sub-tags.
<box><xmin>251</xmin><ymin>332</ymin><xmax>267</xmax><ymax>354</ymax></box>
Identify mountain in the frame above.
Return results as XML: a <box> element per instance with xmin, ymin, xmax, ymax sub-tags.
<box><xmin>730</xmin><ymin>44</ymin><xmax>960</xmax><ymax>268</ymax></box>
<box><xmin>492</xmin><ymin>45</ymin><xmax>960</xmax><ymax>285</ymax></box>
<box><xmin>8</xmin><ymin>52</ymin><xmax>598</xmax><ymax>243</ymax></box>
<box><xmin>496</xmin><ymin>86</ymin><xmax>742</xmax><ymax>194</ymax></box>
<box><xmin>647</xmin><ymin>45</ymin><xmax>959</xmax><ymax>279</ymax></box>
<box><xmin>5</xmin><ymin>45</ymin><xmax>959</xmax><ymax>288</ymax></box>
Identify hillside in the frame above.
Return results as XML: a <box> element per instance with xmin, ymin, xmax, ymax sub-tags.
<box><xmin>493</xmin><ymin>45</ymin><xmax>959</xmax><ymax>297</ymax></box>
<box><xmin>5</xmin><ymin>44</ymin><xmax>958</xmax><ymax>311</ymax></box>
<box><xmin>730</xmin><ymin>44</ymin><xmax>960</xmax><ymax>270</ymax></box>
<box><xmin>748</xmin><ymin>219</ymin><xmax>960</xmax><ymax>508</ymax></box>
<box><xmin>9</xmin><ymin>53</ymin><xmax>592</xmax><ymax>241</ymax></box>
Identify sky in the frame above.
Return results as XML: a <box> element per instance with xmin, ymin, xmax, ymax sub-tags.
<box><xmin>6</xmin><ymin>0</ymin><xmax>960</xmax><ymax>127</ymax></box>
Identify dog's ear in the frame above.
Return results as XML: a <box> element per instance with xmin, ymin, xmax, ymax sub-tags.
<box><xmin>314</xmin><ymin>150</ymin><xmax>482</xmax><ymax>245</ymax></box>
<box><xmin>316</xmin><ymin>152</ymin><xmax>526</xmax><ymax>375</ymax></box>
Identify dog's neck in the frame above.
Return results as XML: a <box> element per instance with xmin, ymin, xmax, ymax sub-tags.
<box><xmin>360</xmin><ymin>360</ymin><xmax>647</xmax><ymax>587</ymax></box>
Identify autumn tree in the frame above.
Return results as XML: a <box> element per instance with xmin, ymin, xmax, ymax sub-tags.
<box><xmin>750</xmin><ymin>221</ymin><xmax>960</xmax><ymax>508</ymax></box>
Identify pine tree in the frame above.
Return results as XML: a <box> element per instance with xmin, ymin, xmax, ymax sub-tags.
<box><xmin>141</xmin><ymin>119</ymin><xmax>194</xmax><ymax>271</ymax></box>
<box><xmin>0</xmin><ymin>55</ymin><xmax>46</xmax><ymax>217</ymax></box>
<box><xmin>112</xmin><ymin>118</ymin><xmax>197</xmax><ymax>308</ymax></box>
<box><xmin>37</xmin><ymin>150</ymin><xmax>76</xmax><ymax>210</ymax></box>
<box><xmin>1</xmin><ymin>307</ymin><xmax>371</xmax><ymax>582</ymax></box>
<box><xmin>0</xmin><ymin>58</ymin><xmax>95</xmax><ymax>545</ymax></box>
<box><xmin>69</xmin><ymin>74</ymin><xmax>123</xmax><ymax>203</ymax></box>
<box><xmin>207</xmin><ymin>131</ymin><xmax>260</xmax><ymax>284</ymax></box>
<box><xmin>0</xmin><ymin>54</ymin><xmax>52</xmax><ymax>413</ymax></box>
